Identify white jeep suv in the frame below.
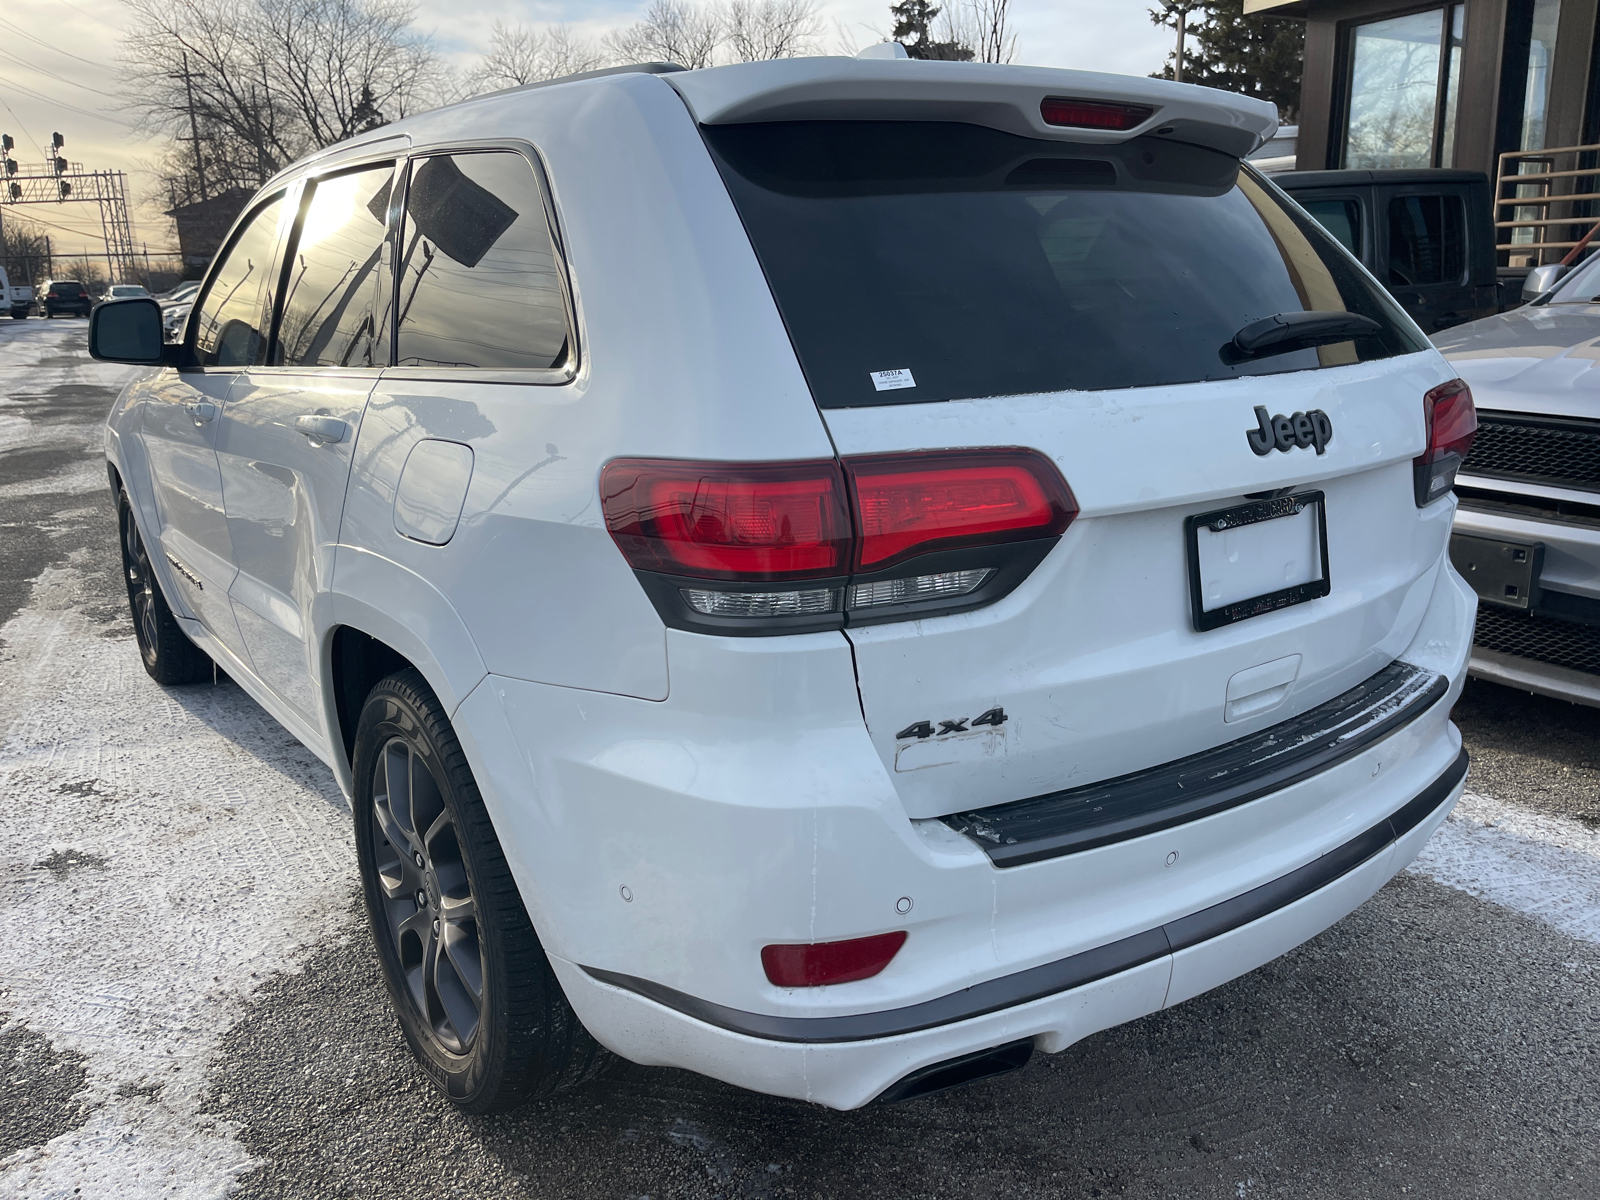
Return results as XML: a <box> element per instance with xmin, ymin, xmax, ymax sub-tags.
<box><xmin>91</xmin><ymin>55</ymin><xmax>1477</xmax><ymax>1112</ymax></box>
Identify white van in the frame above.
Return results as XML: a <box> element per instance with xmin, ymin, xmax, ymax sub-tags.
<box><xmin>0</xmin><ymin>266</ymin><xmax>32</xmax><ymax>319</ymax></box>
<box><xmin>90</xmin><ymin>54</ymin><xmax>1477</xmax><ymax>1113</ymax></box>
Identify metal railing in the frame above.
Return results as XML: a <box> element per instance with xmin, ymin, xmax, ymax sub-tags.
<box><xmin>1495</xmin><ymin>143</ymin><xmax>1600</xmax><ymax>265</ymax></box>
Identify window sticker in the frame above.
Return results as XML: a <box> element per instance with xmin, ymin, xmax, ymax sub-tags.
<box><xmin>870</xmin><ymin>368</ymin><xmax>916</xmax><ymax>391</ymax></box>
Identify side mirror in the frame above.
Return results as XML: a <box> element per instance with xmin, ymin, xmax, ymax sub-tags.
<box><xmin>1522</xmin><ymin>263</ymin><xmax>1568</xmax><ymax>303</ymax></box>
<box><xmin>88</xmin><ymin>297</ymin><xmax>175</xmax><ymax>365</ymax></box>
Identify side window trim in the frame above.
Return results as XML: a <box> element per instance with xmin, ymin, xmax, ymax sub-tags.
<box><xmin>183</xmin><ymin>187</ymin><xmax>296</xmax><ymax>371</ymax></box>
<box><xmin>382</xmin><ymin>139</ymin><xmax>579</xmax><ymax>386</ymax></box>
<box><xmin>261</xmin><ymin>156</ymin><xmax>404</xmax><ymax>373</ymax></box>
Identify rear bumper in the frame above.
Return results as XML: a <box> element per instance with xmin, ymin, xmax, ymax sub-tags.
<box><xmin>453</xmin><ymin>547</ymin><xmax>1475</xmax><ymax>1108</ymax></box>
<box><xmin>552</xmin><ymin>749</ymin><xmax>1467</xmax><ymax>1108</ymax></box>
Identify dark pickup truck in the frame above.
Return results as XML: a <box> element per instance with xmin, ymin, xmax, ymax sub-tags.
<box><xmin>1272</xmin><ymin>169</ymin><xmax>1500</xmax><ymax>335</ymax></box>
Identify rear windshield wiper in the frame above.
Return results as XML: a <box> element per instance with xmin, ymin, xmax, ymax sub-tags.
<box><xmin>1222</xmin><ymin>311</ymin><xmax>1382</xmax><ymax>364</ymax></box>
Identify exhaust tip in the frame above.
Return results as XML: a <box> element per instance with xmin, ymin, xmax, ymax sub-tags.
<box><xmin>875</xmin><ymin>1038</ymin><xmax>1035</xmax><ymax>1104</ymax></box>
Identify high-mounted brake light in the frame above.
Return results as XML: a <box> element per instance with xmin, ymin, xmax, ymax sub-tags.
<box><xmin>761</xmin><ymin>931</ymin><xmax>907</xmax><ymax>988</ymax></box>
<box><xmin>1414</xmin><ymin>378</ymin><xmax>1477</xmax><ymax>507</ymax></box>
<box><xmin>847</xmin><ymin>449</ymin><xmax>1076</xmax><ymax>571</ymax></box>
<box><xmin>1040</xmin><ymin>97</ymin><xmax>1156</xmax><ymax>132</ymax></box>
<box><xmin>603</xmin><ymin>448</ymin><xmax>1076</xmax><ymax>632</ymax></box>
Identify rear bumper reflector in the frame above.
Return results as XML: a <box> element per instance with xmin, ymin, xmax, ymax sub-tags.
<box><xmin>579</xmin><ymin>748</ymin><xmax>1468</xmax><ymax>1045</ymax></box>
<box><xmin>945</xmin><ymin>660</ymin><xmax>1448</xmax><ymax>867</ymax></box>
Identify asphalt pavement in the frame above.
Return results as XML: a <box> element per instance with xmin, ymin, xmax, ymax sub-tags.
<box><xmin>1</xmin><ymin>316</ymin><xmax>1596</xmax><ymax>1200</ymax></box>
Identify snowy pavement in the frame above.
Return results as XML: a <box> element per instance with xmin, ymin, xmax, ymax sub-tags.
<box><xmin>1</xmin><ymin>317</ymin><xmax>1596</xmax><ymax>1199</ymax></box>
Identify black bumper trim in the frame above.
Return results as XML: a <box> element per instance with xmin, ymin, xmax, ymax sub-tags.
<box><xmin>580</xmin><ymin>748</ymin><xmax>1469</xmax><ymax>1045</ymax></box>
<box><xmin>944</xmin><ymin>660</ymin><xmax>1449</xmax><ymax>868</ymax></box>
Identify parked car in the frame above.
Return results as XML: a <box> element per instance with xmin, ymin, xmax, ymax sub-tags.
<box><xmin>155</xmin><ymin>279</ymin><xmax>201</xmax><ymax>306</ymax></box>
<box><xmin>89</xmin><ymin>56</ymin><xmax>1477</xmax><ymax>1114</ymax></box>
<box><xmin>102</xmin><ymin>283</ymin><xmax>150</xmax><ymax>301</ymax></box>
<box><xmin>0</xmin><ymin>266</ymin><xmax>32</xmax><ymax>319</ymax></box>
<box><xmin>1244</xmin><ymin>123</ymin><xmax>1296</xmax><ymax>174</ymax></box>
<box><xmin>161</xmin><ymin>300</ymin><xmax>191</xmax><ymax>343</ymax></box>
<box><xmin>1274</xmin><ymin>170</ymin><xmax>1499</xmax><ymax>335</ymax></box>
<box><xmin>42</xmin><ymin>279</ymin><xmax>92</xmax><ymax>318</ymax></box>
<box><xmin>1433</xmin><ymin>253</ymin><xmax>1600</xmax><ymax>706</ymax></box>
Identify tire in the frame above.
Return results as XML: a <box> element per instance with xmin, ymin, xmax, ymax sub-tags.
<box><xmin>118</xmin><ymin>490</ymin><xmax>212</xmax><ymax>685</ymax></box>
<box><xmin>352</xmin><ymin>670</ymin><xmax>609</xmax><ymax>1113</ymax></box>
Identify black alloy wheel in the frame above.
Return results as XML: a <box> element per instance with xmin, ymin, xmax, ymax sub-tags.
<box><xmin>352</xmin><ymin>670</ymin><xmax>610</xmax><ymax>1112</ymax></box>
<box><xmin>117</xmin><ymin>490</ymin><xmax>211</xmax><ymax>685</ymax></box>
<box><xmin>369</xmin><ymin>731</ymin><xmax>486</xmax><ymax>1054</ymax></box>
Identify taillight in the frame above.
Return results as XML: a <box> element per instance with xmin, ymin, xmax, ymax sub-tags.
<box><xmin>1040</xmin><ymin>97</ymin><xmax>1156</xmax><ymax>131</ymax></box>
<box><xmin>1414</xmin><ymin>379</ymin><xmax>1477</xmax><ymax>507</ymax></box>
<box><xmin>847</xmin><ymin>449</ymin><xmax>1076</xmax><ymax>570</ymax></box>
<box><xmin>761</xmin><ymin>931</ymin><xmax>907</xmax><ymax>987</ymax></box>
<box><xmin>599</xmin><ymin>459</ymin><xmax>850</xmax><ymax>580</ymax></box>
<box><xmin>602</xmin><ymin>449</ymin><xmax>1076</xmax><ymax>633</ymax></box>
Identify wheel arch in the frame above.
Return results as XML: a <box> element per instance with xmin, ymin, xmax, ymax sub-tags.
<box><xmin>320</xmin><ymin>553</ymin><xmax>489</xmax><ymax>786</ymax></box>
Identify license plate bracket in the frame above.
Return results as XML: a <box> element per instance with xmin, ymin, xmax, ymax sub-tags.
<box><xmin>1449</xmin><ymin>533</ymin><xmax>1543</xmax><ymax>611</ymax></box>
<box><xmin>1185</xmin><ymin>491</ymin><xmax>1330</xmax><ymax>632</ymax></box>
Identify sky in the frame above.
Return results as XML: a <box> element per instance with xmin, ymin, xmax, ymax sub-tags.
<box><xmin>0</xmin><ymin>0</ymin><xmax>1177</xmax><ymax>264</ymax></box>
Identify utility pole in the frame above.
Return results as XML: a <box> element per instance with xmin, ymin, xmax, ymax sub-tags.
<box><xmin>170</xmin><ymin>52</ymin><xmax>208</xmax><ymax>201</ymax></box>
<box><xmin>1157</xmin><ymin>0</ymin><xmax>1194</xmax><ymax>84</ymax></box>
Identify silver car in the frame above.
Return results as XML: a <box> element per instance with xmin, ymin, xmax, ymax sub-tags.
<box><xmin>1434</xmin><ymin>259</ymin><xmax>1600</xmax><ymax>706</ymax></box>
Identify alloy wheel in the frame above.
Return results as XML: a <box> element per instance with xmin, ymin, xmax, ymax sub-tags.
<box><xmin>122</xmin><ymin>506</ymin><xmax>160</xmax><ymax>657</ymax></box>
<box><xmin>370</xmin><ymin>736</ymin><xmax>485</xmax><ymax>1054</ymax></box>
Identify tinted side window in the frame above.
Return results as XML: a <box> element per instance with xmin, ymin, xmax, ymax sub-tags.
<box><xmin>395</xmin><ymin>151</ymin><xmax>569</xmax><ymax>370</ymax></box>
<box><xmin>1301</xmin><ymin>198</ymin><xmax>1363</xmax><ymax>257</ymax></box>
<box><xmin>273</xmin><ymin>165</ymin><xmax>394</xmax><ymax>368</ymax></box>
<box><xmin>194</xmin><ymin>194</ymin><xmax>286</xmax><ymax>368</ymax></box>
<box><xmin>1388</xmin><ymin>194</ymin><xmax>1465</xmax><ymax>286</ymax></box>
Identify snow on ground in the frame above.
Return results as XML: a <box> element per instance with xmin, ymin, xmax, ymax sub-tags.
<box><xmin>1409</xmin><ymin>790</ymin><xmax>1600</xmax><ymax>945</ymax></box>
<box><xmin>0</xmin><ymin>563</ymin><xmax>353</xmax><ymax>1199</ymax></box>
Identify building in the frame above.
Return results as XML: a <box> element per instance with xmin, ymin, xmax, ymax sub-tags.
<box><xmin>1248</xmin><ymin>0</ymin><xmax>1600</xmax><ymax>265</ymax></box>
<box><xmin>165</xmin><ymin>188</ymin><xmax>253</xmax><ymax>275</ymax></box>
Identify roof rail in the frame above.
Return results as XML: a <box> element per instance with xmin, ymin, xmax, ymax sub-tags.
<box><xmin>475</xmin><ymin>61</ymin><xmax>687</xmax><ymax>104</ymax></box>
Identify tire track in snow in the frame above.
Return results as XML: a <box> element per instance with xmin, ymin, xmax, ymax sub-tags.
<box><xmin>1409</xmin><ymin>789</ymin><xmax>1600</xmax><ymax>945</ymax></box>
<box><xmin>0</xmin><ymin>559</ymin><xmax>355</xmax><ymax>1199</ymax></box>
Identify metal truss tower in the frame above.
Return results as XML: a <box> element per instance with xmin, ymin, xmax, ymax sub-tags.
<box><xmin>2</xmin><ymin>135</ymin><xmax>141</xmax><ymax>282</ymax></box>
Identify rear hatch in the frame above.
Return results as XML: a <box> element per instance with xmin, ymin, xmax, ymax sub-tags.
<box><xmin>705</xmin><ymin>118</ymin><xmax>1449</xmax><ymax>819</ymax></box>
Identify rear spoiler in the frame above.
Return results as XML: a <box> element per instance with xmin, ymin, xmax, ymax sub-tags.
<box><xmin>664</xmin><ymin>58</ymin><xmax>1278</xmax><ymax>158</ymax></box>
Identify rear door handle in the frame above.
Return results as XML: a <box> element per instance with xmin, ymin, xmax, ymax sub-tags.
<box><xmin>295</xmin><ymin>414</ymin><xmax>348</xmax><ymax>445</ymax></box>
<box><xmin>185</xmin><ymin>400</ymin><xmax>217</xmax><ymax>425</ymax></box>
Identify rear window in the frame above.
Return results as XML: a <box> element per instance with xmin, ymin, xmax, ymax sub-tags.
<box><xmin>54</xmin><ymin>283</ymin><xmax>84</xmax><ymax>296</ymax></box>
<box><xmin>704</xmin><ymin>122</ymin><xmax>1424</xmax><ymax>407</ymax></box>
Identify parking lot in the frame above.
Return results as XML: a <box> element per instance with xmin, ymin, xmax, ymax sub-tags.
<box><xmin>1</xmin><ymin>316</ymin><xmax>1597</xmax><ymax>1199</ymax></box>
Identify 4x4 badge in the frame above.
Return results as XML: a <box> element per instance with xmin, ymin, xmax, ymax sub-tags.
<box><xmin>1247</xmin><ymin>405</ymin><xmax>1333</xmax><ymax>456</ymax></box>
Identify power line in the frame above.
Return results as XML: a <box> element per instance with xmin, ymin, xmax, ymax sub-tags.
<box><xmin>0</xmin><ymin>14</ymin><xmax>115</xmax><ymax>70</ymax></box>
<box><xmin>0</xmin><ymin>91</ymin><xmax>47</xmax><ymax>158</ymax></box>
<box><xmin>0</xmin><ymin>46</ymin><xmax>127</xmax><ymax>101</ymax></box>
<box><xmin>0</xmin><ymin>77</ymin><xmax>136</xmax><ymax>128</ymax></box>
<box><xmin>50</xmin><ymin>0</ymin><xmax>124</xmax><ymax>33</ymax></box>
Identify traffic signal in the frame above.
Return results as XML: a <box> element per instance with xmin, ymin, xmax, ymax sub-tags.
<box><xmin>54</xmin><ymin>156</ymin><xmax>67</xmax><ymax>175</ymax></box>
<box><xmin>3</xmin><ymin>159</ymin><xmax>14</xmax><ymax>176</ymax></box>
<box><xmin>8</xmin><ymin>182</ymin><xmax>20</xmax><ymax>201</ymax></box>
<box><xmin>51</xmin><ymin>132</ymin><xmax>64</xmax><ymax>149</ymax></box>
<box><xmin>58</xmin><ymin>180</ymin><xmax>71</xmax><ymax>198</ymax></box>
<box><xmin>1</xmin><ymin>134</ymin><xmax>12</xmax><ymax>152</ymax></box>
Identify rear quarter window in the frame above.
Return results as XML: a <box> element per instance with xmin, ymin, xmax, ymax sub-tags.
<box><xmin>704</xmin><ymin>122</ymin><xmax>1425</xmax><ymax>407</ymax></box>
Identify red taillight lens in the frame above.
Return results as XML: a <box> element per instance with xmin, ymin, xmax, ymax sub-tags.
<box><xmin>761</xmin><ymin>931</ymin><xmax>907</xmax><ymax>987</ymax></box>
<box><xmin>1040</xmin><ymin>97</ymin><xmax>1156</xmax><ymax>131</ymax></box>
<box><xmin>1414</xmin><ymin>378</ymin><xmax>1477</xmax><ymax>506</ymax></box>
<box><xmin>600</xmin><ymin>458</ymin><xmax>850</xmax><ymax>580</ymax></box>
<box><xmin>846</xmin><ymin>449</ymin><xmax>1077</xmax><ymax>571</ymax></box>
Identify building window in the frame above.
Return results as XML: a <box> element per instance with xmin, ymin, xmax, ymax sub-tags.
<box><xmin>1342</xmin><ymin>6</ymin><xmax>1465</xmax><ymax>169</ymax></box>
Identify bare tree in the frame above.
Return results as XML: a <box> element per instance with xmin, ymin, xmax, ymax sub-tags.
<box><xmin>605</xmin><ymin>0</ymin><xmax>723</xmax><ymax>69</ymax></box>
<box><xmin>121</xmin><ymin>0</ymin><xmax>444</xmax><ymax>205</ymax></box>
<box><xmin>722</xmin><ymin>0</ymin><xmax>822</xmax><ymax>61</ymax></box>
<box><xmin>964</xmin><ymin>0</ymin><xmax>1016</xmax><ymax>64</ymax></box>
<box><xmin>468</xmin><ymin>21</ymin><xmax>606</xmax><ymax>92</ymax></box>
